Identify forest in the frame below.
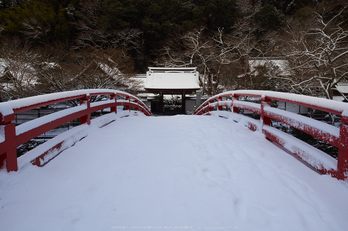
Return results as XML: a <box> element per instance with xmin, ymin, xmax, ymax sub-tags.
<box><xmin>0</xmin><ymin>0</ymin><xmax>347</xmax><ymax>100</ymax></box>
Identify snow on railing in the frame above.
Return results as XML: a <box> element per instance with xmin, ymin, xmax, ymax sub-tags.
<box><xmin>0</xmin><ymin>89</ymin><xmax>151</xmax><ymax>172</ymax></box>
<box><xmin>194</xmin><ymin>90</ymin><xmax>348</xmax><ymax>181</ymax></box>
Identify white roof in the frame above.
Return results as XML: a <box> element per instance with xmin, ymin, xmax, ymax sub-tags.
<box><xmin>144</xmin><ymin>67</ymin><xmax>200</xmax><ymax>90</ymax></box>
<box><xmin>335</xmin><ymin>82</ymin><xmax>348</xmax><ymax>94</ymax></box>
<box><xmin>249</xmin><ymin>58</ymin><xmax>291</xmax><ymax>76</ymax></box>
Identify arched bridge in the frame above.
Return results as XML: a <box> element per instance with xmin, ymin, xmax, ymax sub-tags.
<box><xmin>1</xmin><ymin>89</ymin><xmax>348</xmax><ymax>231</ymax></box>
<box><xmin>1</xmin><ymin>89</ymin><xmax>347</xmax><ymax>180</ymax></box>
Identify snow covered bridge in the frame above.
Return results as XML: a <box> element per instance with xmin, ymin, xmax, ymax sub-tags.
<box><xmin>1</xmin><ymin>89</ymin><xmax>348</xmax><ymax>231</ymax></box>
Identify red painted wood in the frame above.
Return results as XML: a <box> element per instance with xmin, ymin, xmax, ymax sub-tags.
<box><xmin>0</xmin><ymin>153</ymin><xmax>5</xmax><ymax>169</ymax></box>
<box><xmin>2</xmin><ymin>123</ymin><xmax>17</xmax><ymax>172</ymax></box>
<box><xmin>13</xmin><ymin>95</ymin><xmax>85</xmax><ymax>114</ymax></box>
<box><xmin>234</xmin><ymin>101</ymin><xmax>261</xmax><ymax>114</ymax></box>
<box><xmin>15</xmin><ymin>110</ymin><xmax>89</xmax><ymax>146</ymax></box>
<box><xmin>194</xmin><ymin>90</ymin><xmax>348</xmax><ymax>180</ymax></box>
<box><xmin>31</xmin><ymin>141</ymin><xmax>64</xmax><ymax>167</ymax></box>
<box><xmin>337</xmin><ymin>123</ymin><xmax>348</xmax><ymax>180</ymax></box>
<box><xmin>269</xmin><ymin>96</ymin><xmax>343</xmax><ymax>115</ymax></box>
<box><xmin>0</xmin><ymin>113</ymin><xmax>15</xmax><ymax>125</ymax></box>
<box><xmin>261</xmin><ymin>96</ymin><xmax>271</xmax><ymax>127</ymax></box>
<box><xmin>263</xmin><ymin>110</ymin><xmax>340</xmax><ymax>147</ymax></box>
<box><xmin>247</xmin><ymin>122</ymin><xmax>258</xmax><ymax>131</ymax></box>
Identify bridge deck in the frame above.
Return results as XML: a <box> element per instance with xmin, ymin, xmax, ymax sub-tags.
<box><xmin>1</xmin><ymin>115</ymin><xmax>348</xmax><ymax>231</ymax></box>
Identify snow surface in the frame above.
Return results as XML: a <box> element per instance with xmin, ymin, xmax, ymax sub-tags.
<box><xmin>17</xmin><ymin>112</ymin><xmax>124</xmax><ymax>168</ymax></box>
<box><xmin>1</xmin><ymin>114</ymin><xmax>348</xmax><ymax>231</ymax></box>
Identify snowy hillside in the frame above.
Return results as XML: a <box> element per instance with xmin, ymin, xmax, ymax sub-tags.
<box><xmin>1</xmin><ymin>114</ymin><xmax>348</xmax><ymax>231</ymax></box>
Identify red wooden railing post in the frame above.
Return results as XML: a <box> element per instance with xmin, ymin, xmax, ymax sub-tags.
<box><xmin>218</xmin><ymin>96</ymin><xmax>223</xmax><ymax>111</ymax></box>
<box><xmin>129</xmin><ymin>97</ymin><xmax>132</xmax><ymax>112</ymax></box>
<box><xmin>232</xmin><ymin>94</ymin><xmax>239</xmax><ymax>114</ymax></box>
<box><xmin>261</xmin><ymin>95</ymin><xmax>271</xmax><ymax>127</ymax></box>
<box><xmin>337</xmin><ymin>115</ymin><xmax>348</xmax><ymax>180</ymax></box>
<box><xmin>80</xmin><ymin>95</ymin><xmax>91</xmax><ymax>125</ymax></box>
<box><xmin>0</xmin><ymin>113</ymin><xmax>18</xmax><ymax>172</ymax></box>
<box><xmin>124</xmin><ymin>96</ymin><xmax>130</xmax><ymax>111</ymax></box>
<box><xmin>5</xmin><ymin>123</ymin><xmax>17</xmax><ymax>172</ymax></box>
<box><xmin>110</xmin><ymin>93</ymin><xmax>117</xmax><ymax>114</ymax></box>
<box><xmin>201</xmin><ymin>104</ymin><xmax>206</xmax><ymax>114</ymax></box>
<box><xmin>208</xmin><ymin>100</ymin><xmax>213</xmax><ymax>112</ymax></box>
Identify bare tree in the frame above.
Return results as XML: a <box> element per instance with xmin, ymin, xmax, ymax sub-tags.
<box><xmin>284</xmin><ymin>5</ymin><xmax>348</xmax><ymax>99</ymax></box>
<box><xmin>0</xmin><ymin>38</ymin><xmax>41</xmax><ymax>100</ymax></box>
<box><xmin>211</xmin><ymin>22</ymin><xmax>261</xmax><ymax>91</ymax></box>
<box><xmin>157</xmin><ymin>20</ymin><xmax>266</xmax><ymax>94</ymax></box>
<box><xmin>158</xmin><ymin>28</ymin><xmax>216</xmax><ymax>94</ymax></box>
<box><xmin>0</xmin><ymin>38</ymin><xmax>141</xmax><ymax>101</ymax></box>
<box><xmin>156</xmin><ymin>0</ymin><xmax>287</xmax><ymax>95</ymax></box>
<box><xmin>37</xmin><ymin>47</ymin><xmax>140</xmax><ymax>94</ymax></box>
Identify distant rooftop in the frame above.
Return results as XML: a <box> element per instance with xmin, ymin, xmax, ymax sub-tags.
<box><xmin>248</xmin><ymin>57</ymin><xmax>291</xmax><ymax>76</ymax></box>
<box><xmin>148</xmin><ymin>67</ymin><xmax>197</xmax><ymax>73</ymax></box>
<box><xmin>144</xmin><ymin>67</ymin><xmax>200</xmax><ymax>92</ymax></box>
<box><xmin>335</xmin><ymin>82</ymin><xmax>348</xmax><ymax>94</ymax></box>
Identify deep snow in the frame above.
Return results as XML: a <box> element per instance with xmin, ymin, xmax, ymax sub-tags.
<box><xmin>1</xmin><ymin>114</ymin><xmax>348</xmax><ymax>231</ymax></box>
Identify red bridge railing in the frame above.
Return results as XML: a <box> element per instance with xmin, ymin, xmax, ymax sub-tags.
<box><xmin>0</xmin><ymin>89</ymin><xmax>151</xmax><ymax>172</ymax></box>
<box><xmin>194</xmin><ymin>90</ymin><xmax>348</xmax><ymax>180</ymax></box>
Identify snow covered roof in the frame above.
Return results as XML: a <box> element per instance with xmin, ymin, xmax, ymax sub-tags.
<box><xmin>249</xmin><ymin>57</ymin><xmax>291</xmax><ymax>76</ymax></box>
<box><xmin>335</xmin><ymin>82</ymin><xmax>348</xmax><ymax>94</ymax></box>
<box><xmin>144</xmin><ymin>67</ymin><xmax>200</xmax><ymax>91</ymax></box>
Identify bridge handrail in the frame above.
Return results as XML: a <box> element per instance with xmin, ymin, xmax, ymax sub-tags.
<box><xmin>194</xmin><ymin>90</ymin><xmax>348</xmax><ymax>180</ymax></box>
<box><xmin>0</xmin><ymin>89</ymin><xmax>151</xmax><ymax>172</ymax></box>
